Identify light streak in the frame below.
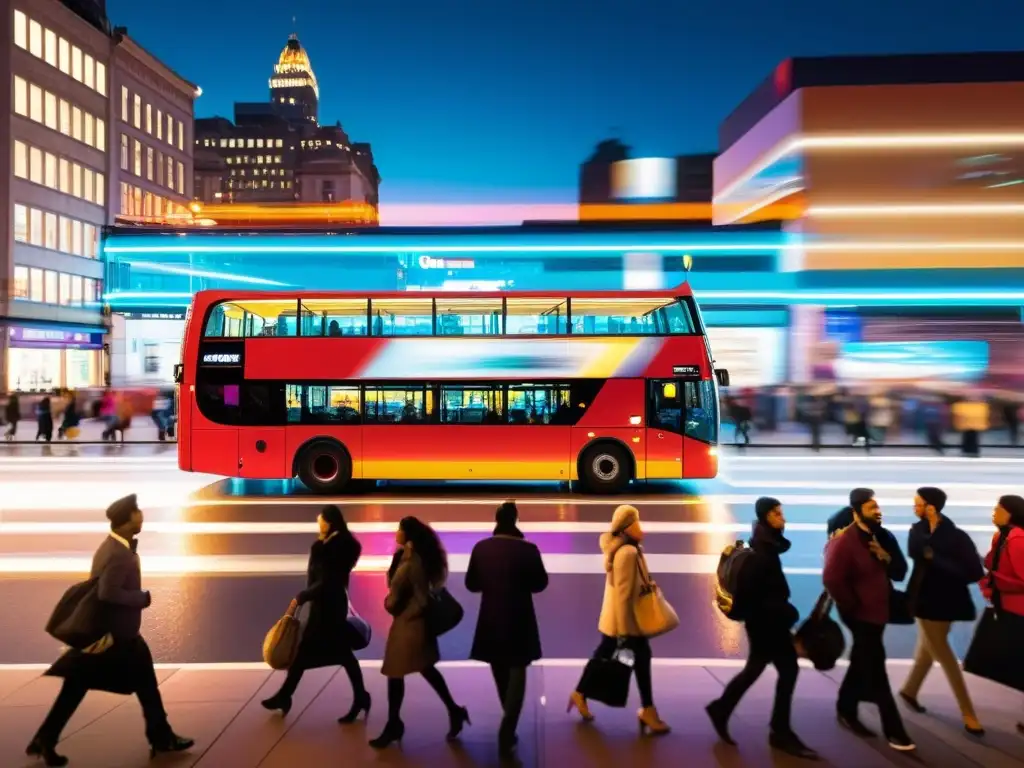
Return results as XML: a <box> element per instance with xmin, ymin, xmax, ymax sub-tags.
<box><xmin>808</xmin><ymin>203</ymin><xmax>1024</xmax><ymax>217</ymax></box>
<box><xmin>126</xmin><ymin>261</ymin><xmax>291</xmax><ymax>286</ymax></box>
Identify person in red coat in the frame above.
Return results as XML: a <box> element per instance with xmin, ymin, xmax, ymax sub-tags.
<box><xmin>822</xmin><ymin>488</ymin><xmax>915</xmax><ymax>752</ymax></box>
<box><xmin>979</xmin><ymin>494</ymin><xmax>1024</xmax><ymax>735</ymax></box>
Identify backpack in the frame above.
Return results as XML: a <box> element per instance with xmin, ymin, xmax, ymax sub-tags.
<box><xmin>714</xmin><ymin>540</ymin><xmax>755</xmax><ymax>621</ymax></box>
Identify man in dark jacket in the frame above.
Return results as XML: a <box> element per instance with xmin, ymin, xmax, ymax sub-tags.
<box><xmin>706</xmin><ymin>498</ymin><xmax>818</xmax><ymax>759</ymax></box>
<box><xmin>29</xmin><ymin>495</ymin><xmax>193</xmax><ymax>766</ymax></box>
<box><xmin>898</xmin><ymin>487</ymin><xmax>985</xmax><ymax>734</ymax></box>
<box><xmin>465</xmin><ymin>501</ymin><xmax>549</xmax><ymax>757</ymax></box>
<box><xmin>823</xmin><ymin>488</ymin><xmax>915</xmax><ymax>752</ymax></box>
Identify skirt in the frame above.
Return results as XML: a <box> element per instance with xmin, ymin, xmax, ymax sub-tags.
<box><xmin>45</xmin><ymin>635</ymin><xmax>156</xmax><ymax>696</ymax></box>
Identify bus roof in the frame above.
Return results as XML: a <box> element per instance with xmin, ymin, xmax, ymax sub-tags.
<box><xmin>192</xmin><ymin>285</ymin><xmax>694</xmax><ymax>304</ymax></box>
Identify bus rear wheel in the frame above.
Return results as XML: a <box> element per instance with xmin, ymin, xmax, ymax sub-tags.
<box><xmin>297</xmin><ymin>441</ymin><xmax>352</xmax><ymax>494</ymax></box>
<box><xmin>579</xmin><ymin>442</ymin><xmax>632</xmax><ymax>494</ymax></box>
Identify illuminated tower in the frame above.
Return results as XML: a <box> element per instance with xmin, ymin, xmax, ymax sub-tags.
<box><xmin>269</xmin><ymin>34</ymin><xmax>319</xmax><ymax>125</ymax></box>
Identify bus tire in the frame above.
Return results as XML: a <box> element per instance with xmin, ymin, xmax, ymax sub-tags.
<box><xmin>579</xmin><ymin>442</ymin><xmax>632</xmax><ymax>494</ymax></box>
<box><xmin>296</xmin><ymin>441</ymin><xmax>352</xmax><ymax>494</ymax></box>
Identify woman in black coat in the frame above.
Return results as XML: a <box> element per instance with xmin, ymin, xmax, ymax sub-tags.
<box><xmin>261</xmin><ymin>505</ymin><xmax>370</xmax><ymax>722</ymax></box>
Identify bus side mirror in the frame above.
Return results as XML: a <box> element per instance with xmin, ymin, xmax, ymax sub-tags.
<box><xmin>715</xmin><ymin>368</ymin><xmax>730</xmax><ymax>387</ymax></box>
<box><xmin>173</xmin><ymin>364</ymin><xmax>184</xmax><ymax>384</ymax></box>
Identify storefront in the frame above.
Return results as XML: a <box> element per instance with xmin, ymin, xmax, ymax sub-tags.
<box><xmin>112</xmin><ymin>313</ymin><xmax>186</xmax><ymax>387</ymax></box>
<box><xmin>5</xmin><ymin>325</ymin><xmax>105</xmax><ymax>392</ymax></box>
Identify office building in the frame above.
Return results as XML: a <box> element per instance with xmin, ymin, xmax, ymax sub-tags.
<box><xmin>579</xmin><ymin>140</ymin><xmax>715</xmax><ymax>207</ymax></box>
<box><xmin>193</xmin><ymin>34</ymin><xmax>380</xmax><ymax>209</ymax></box>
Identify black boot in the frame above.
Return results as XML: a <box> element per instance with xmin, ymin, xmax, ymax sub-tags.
<box><xmin>769</xmin><ymin>731</ymin><xmax>820</xmax><ymax>760</ymax></box>
<box><xmin>369</xmin><ymin>720</ymin><xmax>405</xmax><ymax>749</ymax></box>
<box><xmin>705</xmin><ymin>701</ymin><xmax>736</xmax><ymax>745</ymax></box>
<box><xmin>261</xmin><ymin>693</ymin><xmax>292</xmax><ymax>715</ymax></box>
<box><xmin>26</xmin><ymin>738</ymin><xmax>68</xmax><ymax>767</ymax></box>
<box><xmin>338</xmin><ymin>691</ymin><xmax>371</xmax><ymax>723</ymax></box>
<box><xmin>149</xmin><ymin>733</ymin><xmax>194</xmax><ymax>758</ymax></box>
<box><xmin>446</xmin><ymin>705</ymin><xmax>471</xmax><ymax>741</ymax></box>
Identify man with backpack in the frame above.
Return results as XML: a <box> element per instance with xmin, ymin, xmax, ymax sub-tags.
<box><xmin>706</xmin><ymin>497</ymin><xmax>818</xmax><ymax>759</ymax></box>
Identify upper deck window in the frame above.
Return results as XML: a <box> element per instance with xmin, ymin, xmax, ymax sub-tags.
<box><xmin>506</xmin><ymin>297</ymin><xmax>568</xmax><ymax>335</ymax></box>
<box><xmin>371</xmin><ymin>298</ymin><xmax>432</xmax><ymax>337</ymax></box>
<box><xmin>435</xmin><ymin>297</ymin><xmax>502</xmax><ymax>336</ymax></box>
<box><xmin>571</xmin><ymin>298</ymin><xmax>696</xmax><ymax>335</ymax></box>
<box><xmin>204</xmin><ymin>299</ymin><xmax>299</xmax><ymax>338</ymax></box>
<box><xmin>301</xmin><ymin>298</ymin><xmax>368</xmax><ymax>336</ymax></box>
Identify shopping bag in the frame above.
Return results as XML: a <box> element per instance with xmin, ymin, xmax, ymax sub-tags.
<box><xmin>46</xmin><ymin>578</ymin><xmax>107</xmax><ymax>650</ymax></box>
<box><xmin>263</xmin><ymin>610</ymin><xmax>302</xmax><ymax>670</ymax></box>
<box><xmin>634</xmin><ymin>553</ymin><xmax>679</xmax><ymax>638</ymax></box>
<box><xmin>577</xmin><ymin>650</ymin><xmax>634</xmax><ymax>708</ymax></box>
<box><xmin>963</xmin><ymin>607</ymin><xmax>1024</xmax><ymax>693</ymax></box>
<box><xmin>426</xmin><ymin>588</ymin><xmax>464</xmax><ymax>637</ymax></box>
<box><xmin>345</xmin><ymin>593</ymin><xmax>372</xmax><ymax>651</ymax></box>
<box><xmin>65</xmin><ymin>426</ymin><xmax>80</xmax><ymax>439</ymax></box>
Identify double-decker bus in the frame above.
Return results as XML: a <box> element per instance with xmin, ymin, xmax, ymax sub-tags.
<box><xmin>175</xmin><ymin>286</ymin><xmax>729</xmax><ymax>493</ymax></box>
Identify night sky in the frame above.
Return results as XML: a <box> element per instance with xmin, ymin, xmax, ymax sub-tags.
<box><xmin>106</xmin><ymin>0</ymin><xmax>1024</xmax><ymax>208</ymax></box>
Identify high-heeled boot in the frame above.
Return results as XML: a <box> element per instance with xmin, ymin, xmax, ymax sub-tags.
<box><xmin>369</xmin><ymin>719</ymin><xmax>405</xmax><ymax>749</ymax></box>
<box><xmin>338</xmin><ymin>691</ymin><xmax>372</xmax><ymax>723</ymax></box>
<box><xmin>566</xmin><ymin>691</ymin><xmax>594</xmax><ymax>722</ymax></box>
<box><xmin>26</xmin><ymin>738</ymin><xmax>68</xmax><ymax>767</ymax></box>
<box><xmin>446</xmin><ymin>705</ymin><xmax>471</xmax><ymax>741</ymax></box>
<box><xmin>637</xmin><ymin>706</ymin><xmax>670</xmax><ymax>736</ymax></box>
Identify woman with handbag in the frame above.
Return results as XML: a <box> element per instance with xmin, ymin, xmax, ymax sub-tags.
<box><xmin>370</xmin><ymin>517</ymin><xmax>470</xmax><ymax>749</ymax></box>
<box><xmin>568</xmin><ymin>504</ymin><xmax>670</xmax><ymax>736</ymax></box>
<box><xmin>261</xmin><ymin>505</ymin><xmax>370</xmax><ymax>723</ymax></box>
<box><xmin>973</xmin><ymin>494</ymin><xmax>1024</xmax><ymax>734</ymax></box>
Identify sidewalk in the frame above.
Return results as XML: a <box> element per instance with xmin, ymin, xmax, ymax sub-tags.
<box><xmin>1</xmin><ymin>661</ymin><xmax>1021</xmax><ymax>767</ymax></box>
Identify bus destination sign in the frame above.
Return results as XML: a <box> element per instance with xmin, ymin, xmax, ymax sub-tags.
<box><xmin>673</xmin><ymin>364</ymin><xmax>701</xmax><ymax>379</ymax></box>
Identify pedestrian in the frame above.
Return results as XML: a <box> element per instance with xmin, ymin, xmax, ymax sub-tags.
<box><xmin>28</xmin><ymin>494</ymin><xmax>193</xmax><ymax>767</ymax></box>
<box><xmin>822</xmin><ymin>487</ymin><xmax>915</xmax><ymax>751</ymax></box>
<box><xmin>261</xmin><ymin>505</ymin><xmax>370</xmax><ymax>722</ymax></box>
<box><xmin>465</xmin><ymin>500</ymin><xmax>549</xmax><ymax>757</ymax></box>
<box><xmin>899</xmin><ymin>487</ymin><xmax>985</xmax><ymax>735</ymax></box>
<box><xmin>706</xmin><ymin>497</ymin><xmax>818</xmax><ymax>759</ymax></box>
<box><xmin>370</xmin><ymin>517</ymin><xmax>470</xmax><ymax>749</ymax></box>
<box><xmin>58</xmin><ymin>396</ymin><xmax>80</xmax><ymax>440</ymax></box>
<box><xmin>978</xmin><ymin>494</ymin><xmax>1024</xmax><ymax>735</ymax></box>
<box><xmin>36</xmin><ymin>396</ymin><xmax>53</xmax><ymax>442</ymax></box>
<box><xmin>4</xmin><ymin>392</ymin><xmax>20</xmax><ymax>440</ymax></box>
<box><xmin>567</xmin><ymin>504</ymin><xmax>669</xmax><ymax>736</ymax></box>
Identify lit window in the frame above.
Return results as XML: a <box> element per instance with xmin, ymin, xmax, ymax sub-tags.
<box><xmin>95</xmin><ymin>172</ymin><xmax>105</xmax><ymax>206</ymax></box>
<box><xmin>83</xmin><ymin>168</ymin><xmax>94</xmax><ymax>202</ymax></box>
<box><xmin>58</xmin><ymin>273</ymin><xmax>71</xmax><ymax>305</ymax></box>
<box><xmin>133</xmin><ymin>140</ymin><xmax>141</xmax><ymax>176</ymax></box>
<box><xmin>71</xmin><ymin>105</ymin><xmax>82</xmax><ymax>141</ymax></box>
<box><xmin>166</xmin><ymin>114</ymin><xmax>173</xmax><ymax>144</ymax></box>
<box><xmin>29</xmin><ymin>146</ymin><xmax>42</xmax><ymax>184</ymax></box>
<box><xmin>133</xmin><ymin>93</ymin><xmax>141</xmax><ymax>128</ymax></box>
<box><xmin>29</xmin><ymin>208</ymin><xmax>43</xmax><ymax>246</ymax></box>
<box><xmin>177</xmin><ymin>161</ymin><xmax>184</xmax><ymax>195</ymax></box>
<box><xmin>44</xmin><ymin>152</ymin><xmax>56</xmax><ymax>189</ymax></box>
<box><xmin>257</xmin><ymin>138</ymin><xmax>264</xmax><ymax>148</ymax></box>
<box><xmin>59</xmin><ymin>158</ymin><xmax>70</xmax><ymax>193</ymax></box>
<box><xmin>167</xmin><ymin>156</ymin><xmax>174</xmax><ymax>189</ymax></box>
<box><xmin>72</xmin><ymin>276</ymin><xmax>83</xmax><ymax>306</ymax></box>
<box><xmin>84</xmin><ymin>53</ymin><xmax>94</xmax><ymax>89</ymax></box>
<box><xmin>247</xmin><ymin>139</ymin><xmax>254</xmax><ymax>148</ymax></box>
<box><xmin>59</xmin><ymin>98</ymin><xmax>70</xmax><ymax>135</ymax></box>
<box><xmin>84</xmin><ymin>113</ymin><xmax>94</xmax><ymax>146</ymax></box>
<box><xmin>13</xmin><ymin>9</ymin><xmax>26</xmax><ymax>48</ymax></box>
<box><xmin>178</xmin><ymin>121</ymin><xmax>183</xmax><ymax>150</ymax></box>
<box><xmin>58</xmin><ymin>38</ymin><xmax>69</xmax><ymax>74</ymax></box>
<box><xmin>120</xmin><ymin>134</ymin><xmax>129</xmax><ymax>170</ymax></box>
<box><xmin>44</xmin><ymin>215</ymin><xmax>57</xmax><ymax>251</ymax></box>
<box><xmin>44</xmin><ymin>91</ymin><xmax>56</xmax><ymax>130</ymax></box>
<box><xmin>43</xmin><ymin>270</ymin><xmax>57</xmax><ymax>303</ymax></box>
<box><xmin>13</xmin><ymin>204</ymin><xmax>28</xmax><ymax>242</ymax></box>
<box><xmin>121</xmin><ymin>86</ymin><xmax>128</xmax><ymax>122</ymax></box>
<box><xmin>14</xmin><ymin>266</ymin><xmax>29</xmax><ymax>300</ymax></box>
<box><xmin>96</xmin><ymin>117</ymin><xmax>105</xmax><ymax>151</ymax></box>
<box><xmin>30</xmin><ymin>268</ymin><xmax>44</xmax><ymax>302</ymax></box>
<box><xmin>71</xmin><ymin>220</ymin><xmax>82</xmax><ymax>256</ymax></box>
<box><xmin>228</xmin><ymin>138</ymin><xmax>235</xmax><ymax>148</ymax></box>
<box><xmin>276</xmin><ymin>139</ymin><xmax>283</xmax><ymax>148</ymax></box>
<box><xmin>72</xmin><ymin>164</ymin><xmax>82</xmax><ymax>198</ymax></box>
<box><xmin>71</xmin><ymin>45</ymin><xmax>82</xmax><ymax>82</ymax></box>
<box><xmin>83</xmin><ymin>225</ymin><xmax>95</xmax><ymax>259</ymax></box>
<box><xmin>59</xmin><ymin>216</ymin><xmax>71</xmax><ymax>253</ymax></box>
<box><xmin>28</xmin><ymin>19</ymin><xmax>42</xmax><ymax>57</ymax></box>
<box><xmin>83</xmin><ymin>277</ymin><xmax>94</xmax><ymax>302</ymax></box>
<box><xmin>146</xmin><ymin>103</ymin><xmax>152</xmax><ymax>134</ymax></box>
<box><xmin>13</xmin><ymin>141</ymin><xmax>27</xmax><ymax>179</ymax></box>
<box><xmin>29</xmin><ymin>83</ymin><xmax>42</xmax><ymax>122</ymax></box>
<box><xmin>96</xmin><ymin>60</ymin><xmax>106</xmax><ymax>96</ymax></box>
<box><xmin>14</xmin><ymin>76</ymin><xmax>27</xmax><ymax>115</ymax></box>
<box><xmin>44</xmin><ymin>29</ymin><xmax>57</xmax><ymax>67</ymax></box>
<box><xmin>146</xmin><ymin>146</ymin><xmax>154</xmax><ymax>181</ymax></box>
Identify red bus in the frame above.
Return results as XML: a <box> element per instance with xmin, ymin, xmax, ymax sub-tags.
<box><xmin>176</xmin><ymin>286</ymin><xmax>728</xmax><ymax>493</ymax></box>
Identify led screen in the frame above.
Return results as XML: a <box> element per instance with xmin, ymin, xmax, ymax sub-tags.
<box><xmin>611</xmin><ymin>158</ymin><xmax>676</xmax><ymax>200</ymax></box>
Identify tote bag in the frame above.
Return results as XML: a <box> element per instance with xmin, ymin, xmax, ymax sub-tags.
<box><xmin>963</xmin><ymin>536</ymin><xmax>1024</xmax><ymax>692</ymax></box>
<box><xmin>577</xmin><ymin>648</ymin><xmax>634</xmax><ymax>708</ymax></box>
<box><xmin>634</xmin><ymin>551</ymin><xmax>679</xmax><ymax>638</ymax></box>
<box><xmin>345</xmin><ymin>592</ymin><xmax>372</xmax><ymax>651</ymax></box>
<box><xmin>426</xmin><ymin>587</ymin><xmax>464</xmax><ymax>637</ymax></box>
<box><xmin>46</xmin><ymin>578</ymin><xmax>107</xmax><ymax>650</ymax></box>
<box><xmin>263</xmin><ymin>607</ymin><xmax>303</xmax><ymax>670</ymax></box>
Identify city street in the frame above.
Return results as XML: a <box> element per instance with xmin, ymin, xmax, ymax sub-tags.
<box><xmin>1</xmin><ymin>450</ymin><xmax>1023</xmax><ymax>765</ymax></box>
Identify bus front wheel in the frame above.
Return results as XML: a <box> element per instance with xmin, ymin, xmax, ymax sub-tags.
<box><xmin>579</xmin><ymin>442</ymin><xmax>632</xmax><ymax>494</ymax></box>
<box><xmin>297</xmin><ymin>441</ymin><xmax>352</xmax><ymax>494</ymax></box>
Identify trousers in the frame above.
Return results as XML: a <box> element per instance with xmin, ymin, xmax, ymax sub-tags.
<box><xmin>901</xmin><ymin>618</ymin><xmax>977</xmax><ymax>719</ymax></box>
<box><xmin>491</xmin><ymin>664</ymin><xmax>527</xmax><ymax>743</ymax></box>
<box><xmin>837</xmin><ymin>620</ymin><xmax>908</xmax><ymax>739</ymax></box>
<box><xmin>716</xmin><ymin>623</ymin><xmax>798</xmax><ymax>733</ymax></box>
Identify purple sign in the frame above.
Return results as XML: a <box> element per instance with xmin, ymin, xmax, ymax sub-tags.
<box><xmin>8</xmin><ymin>326</ymin><xmax>103</xmax><ymax>349</ymax></box>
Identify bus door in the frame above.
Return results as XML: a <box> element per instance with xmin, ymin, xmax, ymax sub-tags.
<box><xmin>646</xmin><ymin>377</ymin><xmax>686</xmax><ymax>479</ymax></box>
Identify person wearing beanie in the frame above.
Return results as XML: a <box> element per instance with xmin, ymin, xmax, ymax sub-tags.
<box><xmin>900</xmin><ymin>487</ymin><xmax>985</xmax><ymax>735</ymax></box>
<box><xmin>29</xmin><ymin>496</ymin><xmax>193</xmax><ymax>766</ymax></box>
<box><xmin>823</xmin><ymin>489</ymin><xmax>915</xmax><ymax>751</ymax></box>
<box><xmin>978</xmin><ymin>494</ymin><xmax>1024</xmax><ymax>735</ymax></box>
<box><xmin>707</xmin><ymin>498</ymin><xmax>817</xmax><ymax>760</ymax></box>
<box><xmin>569</xmin><ymin>504</ymin><xmax>670</xmax><ymax>737</ymax></box>
<box><xmin>465</xmin><ymin>500</ymin><xmax>548</xmax><ymax>757</ymax></box>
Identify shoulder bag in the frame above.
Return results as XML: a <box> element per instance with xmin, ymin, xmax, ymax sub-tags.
<box><xmin>633</xmin><ymin>550</ymin><xmax>679</xmax><ymax>638</ymax></box>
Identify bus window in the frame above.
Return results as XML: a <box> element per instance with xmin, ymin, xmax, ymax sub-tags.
<box><xmin>300</xmin><ymin>299</ymin><xmax>368</xmax><ymax>336</ymax></box>
<box><xmin>202</xmin><ymin>300</ymin><xmax>298</xmax><ymax>338</ymax></box>
<box><xmin>506</xmin><ymin>383</ymin><xmax>571</xmax><ymax>424</ymax></box>
<box><xmin>506</xmin><ymin>298</ymin><xmax>567</xmax><ymax>335</ymax></box>
<box><xmin>370</xmin><ymin>299</ymin><xmax>432</xmax><ymax>337</ymax></box>
<box><xmin>652</xmin><ymin>300</ymin><xmax>697</xmax><ymax>334</ymax></box>
<box><xmin>648</xmin><ymin>379</ymin><xmax>682</xmax><ymax>433</ymax></box>
<box><xmin>683</xmin><ymin>380</ymin><xmax>718</xmax><ymax>444</ymax></box>
<box><xmin>440</xmin><ymin>384</ymin><xmax>503</xmax><ymax>423</ymax></box>
<box><xmin>364</xmin><ymin>386</ymin><xmax>430</xmax><ymax>423</ymax></box>
<box><xmin>571</xmin><ymin>298</ymin><xmax>664</xmax><ymax>335</ymax></box>
<box><xmin>435</xmin><ymin>297</ymin><xmax>502</xmax><ymax>336</ymax></box>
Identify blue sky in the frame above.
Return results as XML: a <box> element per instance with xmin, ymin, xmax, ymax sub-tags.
<box><xmin>106</xmin><ymin>0</ymin><xmax>1024</xmax><ymax>205</ymax></box>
